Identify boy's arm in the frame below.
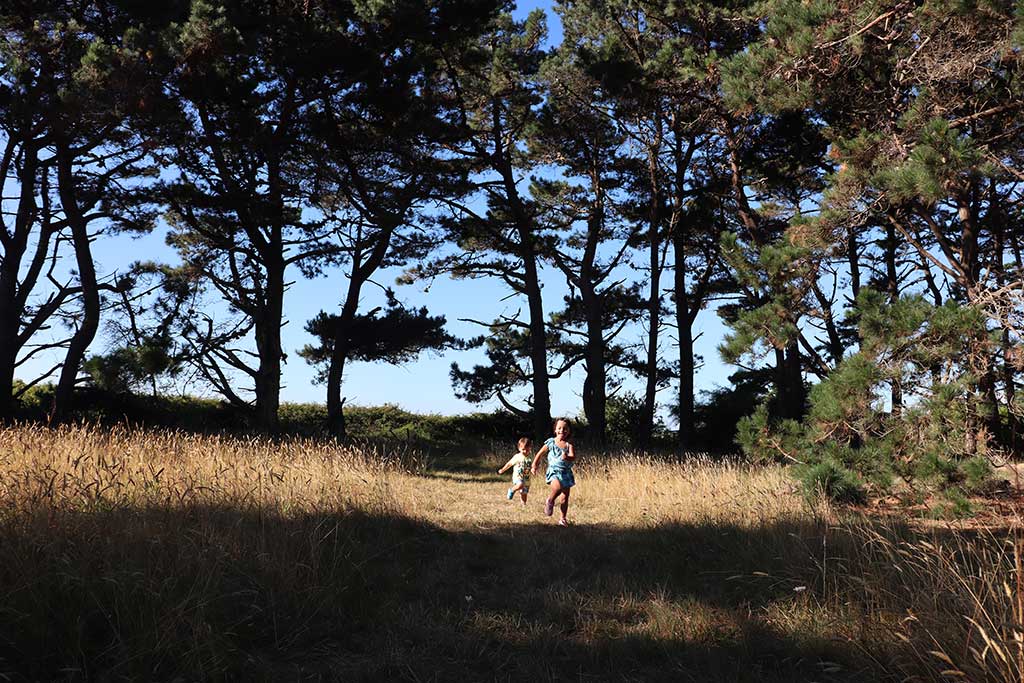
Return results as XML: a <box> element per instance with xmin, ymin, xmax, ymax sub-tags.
<box><xmin>497</xmin><ymin>456</ymin><xmax>516</xmax><ymax>474</ymax></box>
<box><xmin>530</xmin><ymin>444</ymin><xmax>548</xmax><ymax>475</ymax></box>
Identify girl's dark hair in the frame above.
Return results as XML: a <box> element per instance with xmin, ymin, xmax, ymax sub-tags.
<box><xmin>553</xmin><ymin>417</ymin><xmax>572</xmax><ymax>433</ymax></box>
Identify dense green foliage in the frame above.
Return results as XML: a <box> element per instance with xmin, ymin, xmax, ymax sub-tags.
<box><xmin>717</xmin><ymin>0</ymin><xmax>1024</xmax><ymax>506</ymax></box>
<box><xmin>737</xmin><ymin>290</ymin><xmax>997</xmax><ymax>507</ymax></box>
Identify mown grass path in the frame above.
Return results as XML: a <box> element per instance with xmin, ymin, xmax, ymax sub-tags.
<box><xmin>312</xmin><ymin>455</ymin><xmax>876</xmax><ymax>682</ymax></box>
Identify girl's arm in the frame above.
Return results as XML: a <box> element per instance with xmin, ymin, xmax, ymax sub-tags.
<box><xmin>530</xmin><ymin>444</ymin><xmax>548</xmax><ymax>475</ymax></box>
<box><xmin>564</xmin><ymin>442</ymin><xmax>576</xmax><ymax>461</ymax></box>
<box><xmin>497</xmin><ymin>456</ymin><xmax>516</xmax><ymax>474</ymax></box>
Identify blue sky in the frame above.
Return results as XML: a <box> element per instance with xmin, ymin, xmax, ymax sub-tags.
<box><xmin>14</xmin><ymin>0</ymin><xmax>737</xmax><ymax>421</ymax></box>
<box><xmin>516</xmin><ymin>0</ymin><xmax>564</xmax><ymax>43</ymax></box>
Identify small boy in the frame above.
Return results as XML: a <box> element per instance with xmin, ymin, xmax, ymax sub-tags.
<box><xmin>498</xmin><ymin>437</ymin><xmax>531</xmax><ymax>506</ymax></box>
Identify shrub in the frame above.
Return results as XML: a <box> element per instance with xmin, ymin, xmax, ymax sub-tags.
<box><xmin>605</xmin><ymin>393</ymin><xmax>645</xmax><ymax>446</ymax></box>
<box><xmin>794</xmin><ymin>457</ymin><xmax>866</xmax><ymax>504</ymax></box>
<box><xmin>689</xmin><ymin>369</ymin><xmax>772</xmax><ymax>454</ymax></box>
<box><xmin>736</xmin><ymin>402</ymin><xmax>803</xmax><ymax>464</ymax></box>
<box><xmin>960</xmin><ymin>455</ymin><xmax>994</xmax><ymax>492</ymax></box>
<box><xmin>7</xmin><ymin>385</ymin><xmax>528</xmax><ymax>448</ymax></box>
<box><xmin>736</xmin><ymin>290</ymin><xmax>1003</xmax><ymax>510</ymax></box>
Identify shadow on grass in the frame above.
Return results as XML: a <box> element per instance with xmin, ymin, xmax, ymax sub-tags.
<box><xmin>1</xmin><ymin>502</ymin><xmax>935</xmax><ymax>682</ymax></box>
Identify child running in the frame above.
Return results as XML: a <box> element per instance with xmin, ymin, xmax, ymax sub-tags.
<box><xmin>497</xmin><ymin>436</ymin><xmax>532</xmax><ymax>506</ymax></box>
<box><xmin>531</xmin><ymin>417</ymin><xmax>577</xmax><ymax>526</ymax></box>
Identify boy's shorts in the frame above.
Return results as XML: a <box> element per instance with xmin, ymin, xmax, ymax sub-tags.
<box><xmin>513</xmin><ymin>478</ymin><xmax>529</xmax><ymax>493</ymax></box>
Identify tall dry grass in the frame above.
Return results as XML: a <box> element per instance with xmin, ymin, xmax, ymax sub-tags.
<box><xmin>573</xmin><ymin>453</ymin><xmax>807</xmax><ymax>526</ymax></box>
<box><xmin>0</xmin><ymin>423</ymin><xmax>1019</xmax><ymax>681</ymax></box>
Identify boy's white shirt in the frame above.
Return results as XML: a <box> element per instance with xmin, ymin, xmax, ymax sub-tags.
<box><xmin>505</xmin><ymin>452</ymin><xmax>530</xmax><ymax>478</ymax></box>
<box><xmin>503</xmin><ymin>452</ymin><xmax>528</xmax><ymax>465</ymax></box>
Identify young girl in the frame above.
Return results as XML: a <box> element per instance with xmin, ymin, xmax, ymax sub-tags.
<box><xmin>497</xmin><ymin>437</ymin><xmax>532</xmax><ymax>506</ymax></box>
<box><xmin>531</xmin><ymin>418</ymin><xmax>577</xmax><ymax>526</ymax></box>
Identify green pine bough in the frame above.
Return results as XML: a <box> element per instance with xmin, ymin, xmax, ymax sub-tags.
<box><xmin>737</xmin><ymin>289</ymin><xmax>997</xmax><ymax>513</ymax></box>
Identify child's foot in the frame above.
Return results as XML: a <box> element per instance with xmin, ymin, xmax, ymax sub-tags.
<box><xmin>558</xmin><ymin>518</ymin><xmax>569</xmax><ymax>526</ymax></box>
<box><xmin>544</xmin><ymin>498</ymin><xmax>554</xmax><ymax>516</ymax></box>
<box><xmin>507</xmin><ymin>488</ymin><xmax>515</xmax><ymax>500</ymax></box>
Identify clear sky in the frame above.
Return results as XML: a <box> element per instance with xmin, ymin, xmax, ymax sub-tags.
<box><xmin>14</xmin><ymin>0</ymin><xmax>737</xmax><ymax>422</ymax></box>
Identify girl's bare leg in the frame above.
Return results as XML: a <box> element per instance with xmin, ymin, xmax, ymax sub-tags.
<box><xmin>545</xmin><ymin>480</ymin><xmax>563</xmax><ymax>515</ymax></box>
<box><xmin>559</xmin><ymin>487</ymin><xmax>571</xmax><ymax>523</ymax></box>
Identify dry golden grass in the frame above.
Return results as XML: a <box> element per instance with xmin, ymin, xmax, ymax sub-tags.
<box><xmin>386</xmin><ymin>451</ymin><xmax>804</xmax><ymax>529</ymax></box>
<box><xmin>1</xmin><ymin>423</ymin><xmax>1021</xmax><ymax>681</ymax></box>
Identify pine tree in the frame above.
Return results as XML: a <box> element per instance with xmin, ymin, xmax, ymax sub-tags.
<box><xmin>725</xmin><ymin>0</ymin><xmax>1024</xmax><ymax>452</ymax></box>
<box><xmin>554</xmin><ymin>0</ymin><xmax>772</xmax><ymax>448</ymax></box>
<box><xmin>0</xmin><ymin>1</ymin><xmax>173</xmax><ymax>421</ymax></box>
<box><xmin>159</xmin><ymin>0</ymin><xmax>329</xmax><ymax>431</ymax></box>
<box><xmin>299</xmin><ymin>0</ymin><xmax>501</xmax><ymax>438</ymax></box>
<box><xmin>410</xmin><ymin>9</ymin><xmax>557</xmax><ymax>440</ymax></box>
<box><xmin>528</xmin><ymin>33</ymin><xmax>643</xmax><ymax>444</ymax></box>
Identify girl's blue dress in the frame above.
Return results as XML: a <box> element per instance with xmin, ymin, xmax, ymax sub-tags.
<box><xmin>544</xmin><ymin>437</ymin><xmax>575</xmax><ymax>488</ymax></box>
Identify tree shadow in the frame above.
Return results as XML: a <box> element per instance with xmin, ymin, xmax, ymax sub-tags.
<box><xmin>0</xmin><ymin>501</ymin><xmax>984</xmax><ymax>682</ymax></box>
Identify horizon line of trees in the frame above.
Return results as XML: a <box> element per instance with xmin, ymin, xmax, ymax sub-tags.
<box><xmin>3</xmin><ymin>0</ymin><xmax>1024</xmax><ymax>473</ymax></box>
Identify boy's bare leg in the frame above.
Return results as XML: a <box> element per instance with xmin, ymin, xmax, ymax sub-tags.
<box><xmin>507</xmin><ymin>481</ymin><xmax>524</xmax><ymax>501</ymax></box>
<box><xmin>519</xmin><ymin>490</ymin><xmax>528</xmax><ymax>506</ymax></box>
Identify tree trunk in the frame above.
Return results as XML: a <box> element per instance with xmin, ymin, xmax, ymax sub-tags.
<box><xmin>496</xmin><ymin>141</ymin><xmax>551</xmax><ymax>441</ymax></box>
<box><xmin>1002</xmin><ymin>327</ymin><xmax>1018</xmax><ymax>451</ymax></box>
<box><xmin>994</xmin><ymin>207</ymin><xmax>1015</xmax><ymax>448</ymax></box>
<box><xmin>788</xmin><ymin>343</ymin><xmax>806</xmax><ymax>418</ymax></box>
<box><xmin>324</xmin><ymin>216</ymin><xmax>398</xmax><ymax>439</ymax></box>
<box><xmin>0</xmin><ymin>285</ymin><xmax>18</xmax><ymax>419</ymax></box>
<box><xmin>0</xmin><ymin>144</ymin><xmax>39</xmax><ymax>421</ymax></box>
<box><xmin>847</xmin><ymin>226</ymin><xmax>861</xmax><ymax>301</ymax></box>
<box><xmin>638</xmin><ymin>124</ymin><xmax>668</xmax><ymax>449</ymax></box>
<box><xmin>0</xmin><ymin>223</ymin><xmax>22</xmax><ymax>421</ymax></box>
<box><xmin>1010</xmin><ymin>222</ymin><xmax>1024</xmax><ymax>453</ymax></box>
<box><xmin>774</xmin><ymin>343</ymin><xmax>804</xmax><ymax>421</ymax></box>
<box><xmin>522</xmin><ymin>251</ymin><xmax>551</xmax><ymax>441</ymax></box>
<box><xmin>980</xmin><ymin>361</ymin><xmax>1001</xmax><ymax>442</ymax></box>
<box><xmin>639</xmin><ymin>229</ymin><xmax>661</xmax><ymax>448</ymax></box>
<box><xmin>884</xmin><ymin>220</ymin><xmax>903</xmax><ymax>415</ymax></box>
<box><xmin>0</xmin><ymin>316</ymin><xmax>15</xmax><ymax>420</ymax></box>
<box><xmin>958</xmin><ymin>190</ymin><xmax>1001</xmax><ymax>442</ymax></box>
<box><xmin>639</xmin><ymin>158</ymin><xmax>664</xmax><ymax>448</ymax></box>
<box><xmin>668</xmin><ymin>132</ymin><xmax>700</xmax><ymax>452</ymax></box>
<box><xmin>50</xmin><ymin>144</ymin><xmax>100</xmax><ymax>423</ymax></box>
<box><xmin>252</xmin><ymin>253</ymin><xmax>284</xmax><ymax>433</ymax></box>
<box><xmin>677</xmin><ymin>321</ymin><xmax>695</xmax><ymax>450</ymax></box>
<box><xmin>673</xmin><ymin>229</ymin><xmax>695</xmax><ymax>450</ymax></box>
<box><xmin>326</xmin><ymin>284</ymin><xmax>363</xmax><ymax>440</ymax></box>
<box><xmin>582</xmin><ymin>287</ymin><xmax>606</xmax><ymax>444</ymax></box>
<box><xmin>325</xmin><ymin>348</ymin><xmax>348</xmax><ymax>439</ymax></box>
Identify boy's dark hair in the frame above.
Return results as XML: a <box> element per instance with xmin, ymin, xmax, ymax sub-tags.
<box><xmin>517</xmin><ymin>436</ymin><xmax>531</xmax><ymax>450</ymax></box>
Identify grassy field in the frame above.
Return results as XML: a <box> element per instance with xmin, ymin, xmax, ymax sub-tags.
<box><xmin>1</xmin><ymin>424</ymin><xmax>1021</xmax><ymax>681</ymax></box>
